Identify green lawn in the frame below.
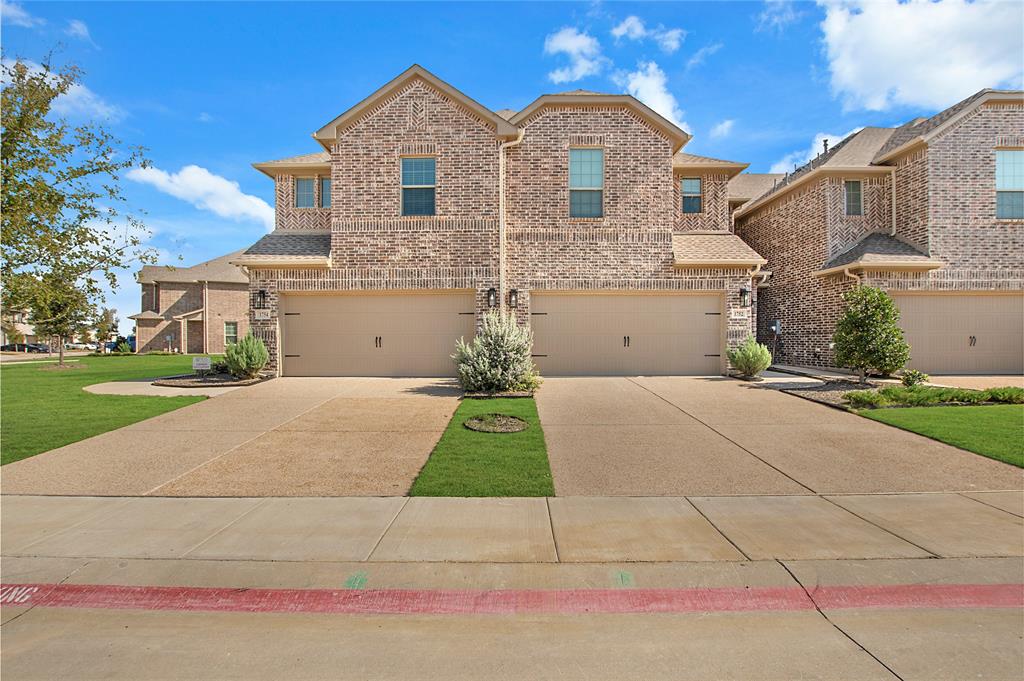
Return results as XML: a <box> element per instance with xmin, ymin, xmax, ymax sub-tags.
<box><xmin>410</xmin><ymin>397</ymin><xmax>554</xmax><ymax>497</ymax></box>
<box><xmin>1</xmin><ymin>355</ymin><xmax>205</xmax><ymax>465</ymax></box>
<box><xmin>860</xmin><ymin>404</ymin><xmax>1024</xmax><ymax>468</ymax></box>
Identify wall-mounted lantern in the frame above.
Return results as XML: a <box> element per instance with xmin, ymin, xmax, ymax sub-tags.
<box><xmin>508</xmin><ymin>289</ymin><xmax>519</xmax><ymax>308</ymax></box>
<box><xmin>739</xmin><ymin>287</ymin><xmax>751</xmax><ymax>308</ymax></box>
<box><xmin>487</xmin><ymin>287</ymin><xmax>498</xmax><ymax>308</ymax></box>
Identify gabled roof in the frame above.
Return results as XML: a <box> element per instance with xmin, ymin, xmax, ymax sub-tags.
<box><xmin>253</xmin><ymin>151</ymin><xmax>331</xmax><ymax>178</ymax></box>
<box><xmin>510</xmin><ymin>92</ymin><xmax>691</xmax><ymax>152</ymax></box>
<box><xmin>728</xmin><ymin>173</ymin><xmax>784</xmax><ymax>205</ymax></box>
<box><xmin>672</xmin><ymin>152</ymin><xmax>748</xmax><ymax>178</ymax></box>
<box><xmin>735</xmin><ymin>127</ymin><xmax>897</xmax><ymax>219</ymax></box>
<box><xmin>672</xmin><ymin>231</ymin><xmax>767</xmax><ymax>269</ymax></box>
<box><xmin>138</xmin><ymin>250</ymin><xmax>248</xmax><ymax>285</ymax></box>
<box><xmin>313</xmin><ymin>65</ymin><xmax>519</xmax><ymax>148</ymax></box>
<box><xmin>815</xmin><ymin>232</ymin><xmax>943</xmax><ymax>277</ymax></box>
<box><xmin>231</xmin><ymin>232</ymin><xmax>332</xmax><ymax>268</ymax></box>
<box><xmin>874</xmin><ymin>89</ymin><xmax>1024</xmax><ymax>163</ymax></box>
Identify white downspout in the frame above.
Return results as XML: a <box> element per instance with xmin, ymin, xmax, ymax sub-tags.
<box><xmin>889</xmin><ymin>167</ymin><xmax>897</xmax><ymax>236</ymax></box>
<box><xmin>843</xmin><ymin>267</ymin><xmax>861</xmax><ymax>284</ymax></box>
<box><xmin>498</xmin><ymin>129</ymin><xmax>525</xmax><ymax>312</ymax></box>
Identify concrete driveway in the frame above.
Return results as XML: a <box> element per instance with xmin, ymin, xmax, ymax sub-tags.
<box><xmin>537</xmin><ymin>376</ymin><xmax>1023</xmax><ymax>496</ymax></box>
<box><xmin>1</xmin><ymin>378</ymin><xmax>460</xmax><ymax>497</ymax></box>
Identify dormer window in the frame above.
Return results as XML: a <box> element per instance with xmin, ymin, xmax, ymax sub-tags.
<box><xmin>996</xmin><ymin>150</ymin><xmax>1023</xmax><ymax>219</ymax></box>
<box><xmin>569</xmin><ymin>148</ymin><xmax>604</xmax><ymax>217</ymax></box>
<box><xmin>844</xmin><ymin>180</ymin><xmax>863</xmax><ymax>216</ymax></box>
<box><xmin>401</xmin><ymin>157</ymin><xmax>436</xmax><ymax>216</ymax></box>
<box><xmin>295</xmin><ymin>178</ymin><xmax>315</xmax><ymax>208</ymax></box>
<box><xmin>681</xmin><ymin>178</ymin><xmax>702</xmax><ymax>214</ymax></box>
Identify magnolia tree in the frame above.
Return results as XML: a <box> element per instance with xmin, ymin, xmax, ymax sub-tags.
<box><xmin>833</xmin><ymin>286</ymin><xmax>910</xmax><ymax>383</ymax></box>
<box><xmin>453</xmin><ymin>311</ymin><xmax>540</xmax><ymax>393</ymax></box>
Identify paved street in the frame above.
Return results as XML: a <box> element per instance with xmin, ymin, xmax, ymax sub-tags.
<box><xmin>2</xmin><ymin>493</ymin><xmax>1022</xmax><ymax>680</ymax></box>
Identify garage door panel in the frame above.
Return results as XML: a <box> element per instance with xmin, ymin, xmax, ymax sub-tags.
<box><xmin>896</xmin><ymin>294</ymin><xmax>1023</xmax><ymax>375</ymax></box>
<box><xmin>531</xmin><ymin>293</ymin><xmax>723</xmax><ymax>376</ymax></box>
<box><xmin>279</xmin><ymin>293</ymin><xmax>474</xmax><ymax>377</ymax></box>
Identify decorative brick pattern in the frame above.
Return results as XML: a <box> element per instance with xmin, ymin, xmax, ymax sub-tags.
<box><xmin>673</xmin><ymin>172</ymin><xmax>731</xmax><ymax>232</ymax></box>
<box><xmin>275</xmin><ymin>175</ymin><xmax>331</xmax><ymax>231</ymax></box>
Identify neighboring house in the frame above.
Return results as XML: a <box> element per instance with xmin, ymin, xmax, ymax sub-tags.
<box><xmin>129</xmin><ymin>251</ymin><xmax>250</xmax><ymax>354</ymax></box>
<box><xmin>1</xmin><ymin>310</ymin><xmax>37</xmax><ymax>345</ymax></box>
<box><xmin>234</xmin><ymin>65</ymin><xmax>765</xmax><ymax>377</ymax></box>
<box><xmin>734</xmin><ymin>89</ymin><xmax>1024</xmax><ymax>374</ymax></box>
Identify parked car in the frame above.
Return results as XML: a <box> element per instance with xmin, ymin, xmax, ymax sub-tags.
<box><xmin>65</xmin><ymin>342</ymin><xmax>89</xmax><ymax>350</ymax></box>
<box><xmin>0</xmin><ymin>343</ymin><xmax>47</xmax><ymax>353</ymax></box>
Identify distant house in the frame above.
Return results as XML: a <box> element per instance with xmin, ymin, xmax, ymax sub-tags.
<box><xmin>129</xmin><ymin>251</ymin><xmax>249</xmax><ymax>354</ymax></box>
<box><xmin>1</xmin><ymin>309</ymin><xmax>37</xmax><ymax>345</ymax></box>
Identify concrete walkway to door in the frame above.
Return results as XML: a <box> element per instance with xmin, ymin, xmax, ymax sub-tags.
<box><xmin>1</xmin><ymin>378</ymin><xmax>461</xmax><ymax>497</ymax></box>
<box><xmin>537</xmin><ymin>375</ymin><xmax>1023</xmax><ymax>496</ymax></box>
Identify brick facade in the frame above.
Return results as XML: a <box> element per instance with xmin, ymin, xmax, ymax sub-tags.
<box><xmin>736</xmin><ymin>100</ymin><xmax>1024</xmax><ymax>368</ymax></box>
<box><xmin>246</xmin><ymin>74</ymin><xmax>757</xmax><ymax>374</ymax></box>
<box><xmin>135</xmin><ymin>281</ymin><xmax>249</xmax><ymax>354</ymax></box>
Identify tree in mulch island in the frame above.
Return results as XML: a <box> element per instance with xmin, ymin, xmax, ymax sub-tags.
<box><xmin>833</xmin><ymin>286</ymin><xmax>910</xmax><ymax>383</ymax></box>
<box><xmin>225</xmin><ymin>333</ymin><xmax>269</xmax><ymax>379</ymax></box>
<box><xmin>453</xmin><ymin>311</ymin><xmax>540</xmax><ymax>394</ymax></box>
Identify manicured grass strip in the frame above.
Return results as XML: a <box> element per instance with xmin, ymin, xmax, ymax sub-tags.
<box><xmin>410</xmin><ymin>397</ymin><xmax>554</xmax><ymax>497</ymax></box>
<box><xmin>1</xmin><ymin>355</ymin><xmax>204</xmax><ymax>465</ymax></box>
<box><xmin>860</xmin><ymin>404</ymin><xmax>1024</xmax><ymax>468</ymax></box>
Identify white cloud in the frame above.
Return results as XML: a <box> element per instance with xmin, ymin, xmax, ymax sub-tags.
<box><xmin>127</xmin><ymin>165</ymin><xmax>274</xmax><ymax>231</ymax></box>
<box><xmin>686</xmin><ymin>43</ymin><xmax>723</xmax><ymax>71</ymax></box>
<box><xmin>197</xmin><ymin>112</ymin><xmax>214</xmax><ymax>123</ymax></box>
<box><xmin>614</xmin><ymin>61</ymin><xmax>689</xmax><ymax>132</ymax></box>
<box><xmin>757</xmin><ymin>0</ymin><xmax>801</xmax><ymax>33</ymax></box>
<box><xmin>65</xmin><ymin>19</ymin><xmax>98</xmax><ymax>47</ymax></box>
<box><xmin>709</xmin><ymin>119</ymin><xmax>735</xmax><ymax>139</ymax></box>
<box><xmin>1</xmin><ymin>0</ymin><xmax>44</xmax><ymax>27</ymax></box>
<box><xmin>769</xmin><ymin>128</ymin><xmax>862</xmax><ymax>173</ymax></box>
<box><xmin>544</xmin><ymin>27</ymin><xmax>607</xmax><ymax>83</ymax></box>
<box><xmin>819</xmin><ymin>0</ymin><xmax>1024</xmax><ymax>111</ymax></box>
<box><xmin>1</xmin><ymin>58</ymin><xmax>124</xmax><ymax>121</ymax></box>
<box><xmin>610</xmin><ymin>15</ymin><xmax>685</xmax><ymax>53</ymax></box>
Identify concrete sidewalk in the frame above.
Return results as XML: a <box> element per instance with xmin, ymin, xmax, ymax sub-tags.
<box><xmin>4</xmin><ymin>492</ymin><xmax>1021</xmax><ymax>563</ymax></box>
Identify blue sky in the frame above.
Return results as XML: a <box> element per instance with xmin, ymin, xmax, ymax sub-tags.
<box><xmin>3</xmin><ymin>0</ymin><xmax>1022</xmax><ymax>330</ymax></box>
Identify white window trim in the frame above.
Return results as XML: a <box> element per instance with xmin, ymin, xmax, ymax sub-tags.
<box><xmin>400</xmin><ymin>156</ymin><xmax>437</xmax><ymax>216</ymax></box>
<box><xmin>318</xmin><ymin>176</ymin><xmax>331</xmax><ymax>209</ymax></box>
<box><xmin>224</xmin><ymin>321</ymin><xmax>238</xmax><ymax>345</ymax></box>
<box><xmin>568</xmin><ymin>147</ymin><xmax>604</xmax><ymax>218</ymax></box>
<box><xmin>294</xmin><ymin>177</ymin><xmax>316</xmax><ymax>210</ymax></box>
<box><xmin>844</xmin><ymin>180</ymin><xmax>864</xmax><ymax>216</ymax></box>
<box><xmin>681</xmin><ymin>177</ymin><xmax>703</xmax><ymax>214</ymax></box>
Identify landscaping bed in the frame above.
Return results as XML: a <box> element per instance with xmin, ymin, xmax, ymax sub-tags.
<box><xmin>153</xmin><ymin>373</ymin><xmax>269</xmax><ymax>388</ymax></box>
<box><xmin>780</xmin><ymin>379</ymin><xmax>877</xmax><ymax>409</ymax></box>
<box><xmin>845</xmin><ymin>385</ymin><xmax>1024</xmax><ymax>409</ymax></box>
<box><xmin>409</xmin><ymin>397</ymin><xmax>554</xmax><ymax>497</ymax></box>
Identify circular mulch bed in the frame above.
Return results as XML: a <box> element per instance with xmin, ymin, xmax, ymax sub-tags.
<box><xmin>152</xmin><ymin>373</ymin><xmax>269</xmax><ymax>388</ymax></box>
<box><xmin>39</xmin><ymin>363</ymin><xmax>85</xmax><ymax>371</ymax></box>
<box><xmin>463</xmin><ymin>413</ymin><xmax>529</xmax><ymax>433</ymax></box>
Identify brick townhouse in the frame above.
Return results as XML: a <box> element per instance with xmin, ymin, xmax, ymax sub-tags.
<box><xmin>233</xmin><ymin>65</ymin><xmax>764</xmax><ymax>377</ymax></box>
<box><xmin>734</xmin><ymin>89</ymin><xmax>1024</xmax><ymax>375</ymax></box>
<box><xmin>130</xmin><ymin>251</ymin><xmax>250</xmax><ymax>354</ymax></box>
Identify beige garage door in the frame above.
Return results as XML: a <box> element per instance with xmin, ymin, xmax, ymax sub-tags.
<box><xmin>531</xmin><ymin>293</ymin><xmax>723</xmax><ymax>376</ymax></box>
<box><xmin>895</xmin><ymin>293</ymin><xmax>1024</xmax><ymax>375</ymax></box>
<box><xmin>279</xmin><ymin>292</ymin><xmax>475</xmax><ymax>377</ymax></box>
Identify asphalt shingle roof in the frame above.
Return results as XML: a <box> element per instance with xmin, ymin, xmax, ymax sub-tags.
<box><xmin>243</xmin><ymin>232</ymin><xmax>332</xmax><ymax>258</ymax></box>
<box><xmin>138</xmin><ymin>250</ymin><xmax>248</xmax><ymax>284</ymax></box>
<box><xmin>823</xmin><ymin>232</ymin><xmax>932</xmax><ymax>270</ymax></box>
<box><xmin>672</xmin><ymin>232</ymin><xmax>767</xmax><ymax>266</ymax></box>
<box><xmin>728</xmin><ymin>173</ymin><xmax>784</xmax><ymax>202</ymax></box>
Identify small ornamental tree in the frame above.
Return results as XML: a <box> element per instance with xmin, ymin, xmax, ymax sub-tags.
<box><xmin>453</xmin><ymin>311</ymin><xmax>540</xmax><ymax>393</ymax></box>
<box><xmin>225</xmin><ymin>333</ymin><xmax>269</xmax><ymax>379</ymax></box>
<box><xmin>728</xmin><ymin>335</ymin><xmax>772</xmax><ymax>378</ymax></box>
<box><xmin>833</xmin><ymin>286</ymin><xmax>910</xmax><ymax>383</ymax></box>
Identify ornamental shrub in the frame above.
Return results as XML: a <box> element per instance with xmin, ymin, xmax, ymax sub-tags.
<box><xmin>844</xmin><ymin>390</ymin><xmax>888</xmax><ymax>409</ymax></box>
<box><xmin>452</xmin><ymin>311</ymin><xmax>540</xmax><ymax>393</ymax></box>
<box><xmin>985</xmin><ymin>387</ymin><xmax>1024</xmax><ymax>404</ymax></box>
<box><xmin>901</xmin><ymin>369</ymin><xmax>929</xmax><ymax>387</ymax></box>
<box><xmin>225</xmin><ymin>333</ymin><xmax>269</xmax><ymax>379</ymax></box>
<box><xmin>727</xmin><ymin>335</ymin><xmax>772</xmax><ymax>377</ymax></box>
<box><xmin>833</xmin><ymin>286</ymin><xmax>910</xmax><ymax>383</ymax></box>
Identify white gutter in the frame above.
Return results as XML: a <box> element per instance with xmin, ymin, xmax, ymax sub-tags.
<box><xmin>498</xmin><ymin>129</ymin><xmax>525</xmax><ymax>312</ymax></box>
<box><xmin>844</xmin><ymin>267</ymin><xmax>862</xmax><ymax>284</ymax></box>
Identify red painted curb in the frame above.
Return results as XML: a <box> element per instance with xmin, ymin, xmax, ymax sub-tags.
<box><xmin>1</xmin><ymin>583</ymin><xmax>1020</xmax><ymax>616</ymax></box>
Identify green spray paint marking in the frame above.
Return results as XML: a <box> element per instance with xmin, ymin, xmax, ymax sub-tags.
<box><xmin>612</xmin><ymin>570</ymin><xmax>635</xmax><ymax>588</ymax></box>
<box><xmin>344</xmin><ymin>571</ymin><xmax>368</xmax><ymax>590</ymax></box>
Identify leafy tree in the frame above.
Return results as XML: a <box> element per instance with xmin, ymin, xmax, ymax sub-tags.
<box><xmin>28</xmin><ymin>275</ymin><xmax>93</xmax><ymax>366</ymax></box>
<box><xmin>94</xmin><ymin>307</ymin><xmax>118</xmax><ymax>344</ymax></box>
<box><xmin>833</xmin><ymin>286</ymin><xmax>910</xmax><ymax>383</ymax></box>
<box><xmin>1</xmin><ymin>318</ymin><xmax>24</xmax><ymax>344</ymax></box>
<box><xmin>1</xmin><ymin>55</ymin><xmax>155</xmax><ymax>323</ymax></box>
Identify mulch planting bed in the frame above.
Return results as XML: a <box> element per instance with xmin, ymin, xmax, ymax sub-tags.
<box><xmin>780</xmin><ymin>380</ymin><xmax>878</xmax><ymax>410</ymax></box>
<box><xmin>152</xmin><ymin>373</ymin><xmax>270</xmax><ymax>388</ymax></box>
<box><xmin>463</xmin><ymin>391</ymin><xmax>535</xmax><ymax>399</ymax></box>
<box><xmin>463</xmin><ymin>413</ymin><xmax>530</xmax><ymax>433</ymax></box>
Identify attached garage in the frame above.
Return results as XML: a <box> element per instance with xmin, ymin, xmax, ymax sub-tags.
<box><xmin>530</xmin><ymin>293</ymin><xmax>724</xmax><ymax>376</ymax></box>
<box><xmin>279</xmin><ymin>292</ymin><xmax>475</xmax><ymax>377</ymax></box>
<box><xmin>894</xmin><ymin>293</ymin><xmax>1024</xmax><ymax>375</ymax></box>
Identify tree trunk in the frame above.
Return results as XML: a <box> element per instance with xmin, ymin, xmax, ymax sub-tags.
<box><xmin>858</xmin><ymin>367</ymin><xmax>866</xmax><ymax>384</ymax></box>
<box><xmin>58</xmin><ymin>336</ymin><xmax>65</xmax><ymax>367</ymax></box>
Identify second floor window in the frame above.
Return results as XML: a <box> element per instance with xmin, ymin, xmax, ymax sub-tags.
<box><xmin>681</xmin><ymin>178</ymin><xmax>702</xmax><ymax>214</ymax></box>
<box><xmin>844</xmin><ymin>180</ymin><xmax>863</xmax><ymax>216</ymax></box>
<box><xmin>402</xmin><ymin>157</ymin><xmax>436</xmax><ymax>216</ymax></box>
<box><xmin>295</xmin><ymin>178</ymin><xmax>315</xmax><ymax>208</ymax></box>
<box><xmin>569</xmin><ymin>148</ymin><xmax>603</xmax><ymax>217</ymax></box>
<box><xmin>996</xmin><ymin>150</ymin><xmax>1024</xmax><ymax>219</ymax></box>
<box><xmin>320</xmin><ymin>177</ymin><xmax>331</xmax><ymax>208</ymax></box>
